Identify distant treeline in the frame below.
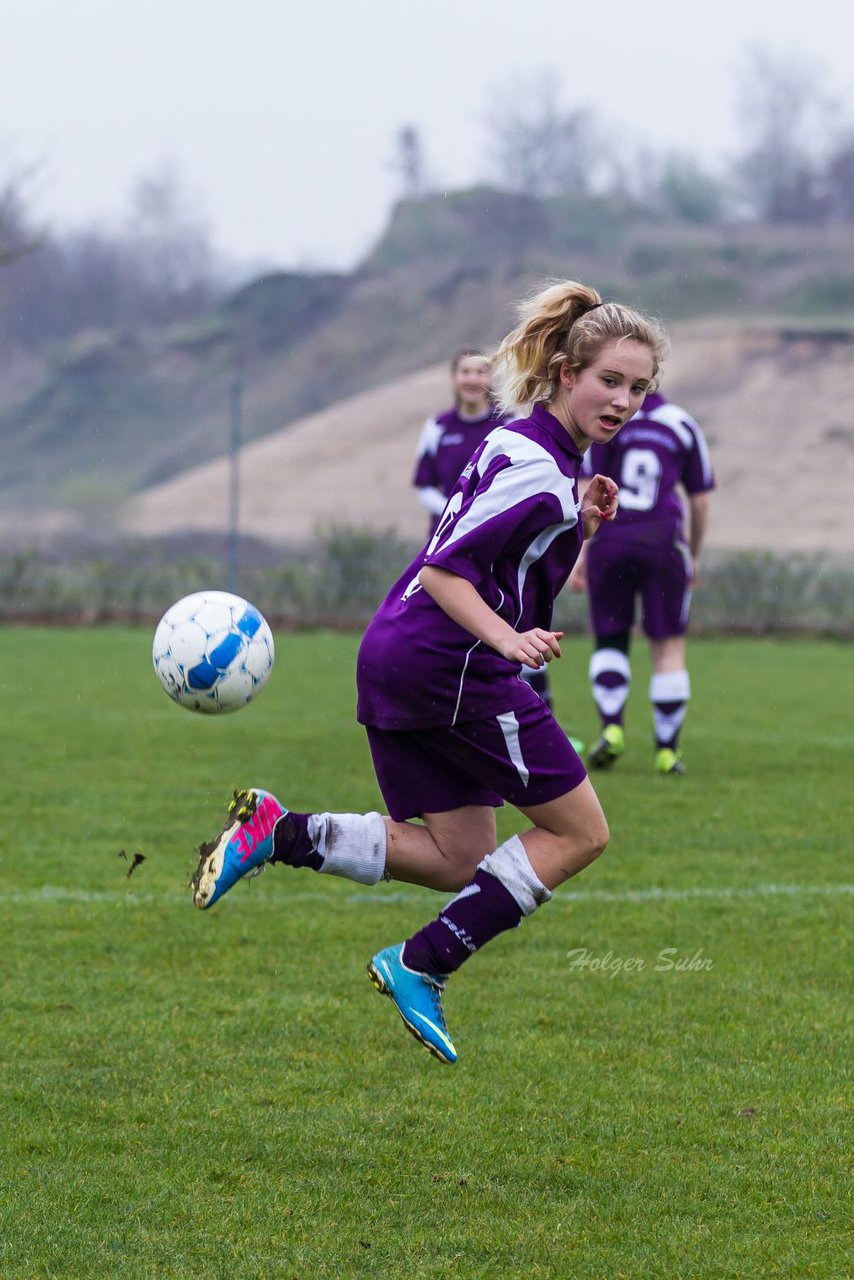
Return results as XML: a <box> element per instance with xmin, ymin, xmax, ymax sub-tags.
<box><xmin>0</xmin><ymin>160</ymin><xmax>220</xmax><ymax>352</ymax></box>
<box><xmin>3</xmin><ymin>48</ymin><xmax>854</xmax><ymax>355</ymax></box>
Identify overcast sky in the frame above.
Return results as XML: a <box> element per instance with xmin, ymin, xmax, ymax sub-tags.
<box><xmin>2</xmin><ymin>0</ymin><xmax>853</xmax><ymax>273</ymax></box>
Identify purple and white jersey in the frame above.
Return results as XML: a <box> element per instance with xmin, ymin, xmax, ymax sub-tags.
<box><xmin>413</xmin><ymin>406</ymin><xmax>509</xmax><ymax>525</ymax></box>
<box><xmin>358</xmin><ymin>403</ymin><xmax>584</xmax><ymax>730</ymax></box>
<box><xmin>582</xmin><ymin>391</ymin><xmax>715</xmax><ymax>541</ymax></box>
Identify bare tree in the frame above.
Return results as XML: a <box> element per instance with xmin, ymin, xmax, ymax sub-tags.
<box><xmin>125</xmin><ymin>158</ymin><xmax>214</xmax><ymax>322</ymax></box>
<box><xmin>0</xmin><ymin>161</ymin><xmax>224</xmax><ymax>350</ymax></box>
<box><xmin>823</xmin><ymin>133</ymin><xmax>854</xmax><ymax>221</ymax></box>
<box><xmin>0</xmin><ymin>156</ymin><xmax>50</xmax><ymax>353</ymax></box>
<box><xmin>731</xmin><ymin>48</ymin><xmax>837</xmax><ymax>223</ymax></box>
<box><xmin>388</xmin><ymin>126</ymin><xmax>428</xmax><ymax>200</ymax></box>
<box><xmin>484</xmin><ymin>72</ymin><xmax>599</xmax><ymax>196</ymax></box>
<box><xmin>0</xmin><ymin>157</ymin><xmax>43</xmax><ymax>267</ymax></box>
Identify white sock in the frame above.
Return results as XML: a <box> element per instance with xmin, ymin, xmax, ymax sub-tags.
<box><xmin>589</xmin><ymin>648</ymin><xmax>631</xmax><ymax>721</ymax></box>
<box><xmin>308</xmin><ymin>812</ymin><xmax>387</xmax><ymax>885</ymax></box>
<box><xmin>650</xmin><ymin>670</ymin><xmax>690</xmax><ymax>747</ymax></box>
<box><xmin>479</xmin><ymin>834</ymin><xmax>551</xmax><ymax>917</ymax></box>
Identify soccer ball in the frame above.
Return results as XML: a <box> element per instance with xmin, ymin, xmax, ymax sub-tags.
<box><xmin>152</xmin><ymin>590</ymin><xmax>275</xmax><ymax>714</ymax></box>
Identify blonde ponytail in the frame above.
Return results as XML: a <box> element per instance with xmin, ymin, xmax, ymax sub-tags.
<box><xmin>494</xmin><ymin>279</ymin><xmax>668</xmax><ymax>413</ymax></box>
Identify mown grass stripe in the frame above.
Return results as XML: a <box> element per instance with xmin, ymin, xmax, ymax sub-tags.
<box><xmin>2</xmin><ymin>881</ymin><xmax>851</xmax><ymax>908</ymax></box>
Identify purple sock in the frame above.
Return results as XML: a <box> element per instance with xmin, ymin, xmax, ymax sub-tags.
<box><xmin>270</xmin><ymin>811</ymin><xmax>323</xmax><ymax>870</ymax></box>
<box><xmin>595</xmin><ymin>672</ymin><xmax>627</xmax><ymax>727</ymax></box>
<box><xmin>654</xmin><ymin>700</ymin><xmax>684</xmax><ymax>750</ymax></box>
<box><xmin>403</xmin><ymin>869</ymin><xmax>523</xmax><ymax>976</ymax></box>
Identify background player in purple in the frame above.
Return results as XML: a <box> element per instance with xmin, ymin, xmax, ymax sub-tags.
<box><xmin>189</xmin><ymin>280</ymin><xmax>668</xmax><ymax>1065</ymax></box>
<box><xmin>572</xmin><ymin>390</ymin><xmax>714</xmax><ymax>774</ymax></box>
<box><xmin>412</xmin><ymin>348</ymin><xmax>506</xmax><ymax>538</ymax></box>
<box><xmin>412</xmin><ymin>347</ymin><xmax>574</xmax><ymax>730</ymax></box>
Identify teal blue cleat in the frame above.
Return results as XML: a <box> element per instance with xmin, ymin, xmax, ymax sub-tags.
<box><xmin>190</xmin><ymin>788</ymin><xmax>283</xmax><ymax>909</ymax></box>
<box><xmin>367</xmin><ymin>944</ymin><xmax>457</xmax><ymax>1065</ymax></box>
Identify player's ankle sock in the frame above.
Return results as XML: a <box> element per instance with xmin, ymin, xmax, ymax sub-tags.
<box><xmin>272</xmin><ymin>811</ymin><xmax>387</xmax><ymax>884</ymax></box>
<box><xmin>403</xmin><ymin>835</ymin><xmax>551</xmax><ymax>976</ymax></box>
<box><xmin>650</xmin><ymin>670</ymin><xmax>690</xmax><ymax>750</ymax></box>
<box><xmin>590</xmin><ymin>648</ymin><xmax>630</xmax><ymax>728</ymax></box>
<box><xmin>271</xmin><ymin>811</ymin><xmax>323</xmax><ymax>870</ymax></box>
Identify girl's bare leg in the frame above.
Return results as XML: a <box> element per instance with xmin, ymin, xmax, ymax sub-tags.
<box><xmin>516</xmin><ymin>775</ymin><xmax>609</xmax><ymax>890</ymax></box>
<box><xmin>384</xmin><ymin>805</ymin><xmax>497</xmax><ymax>892</ymax></box>
<box><xmin>382</xmin><ymin>776</ymin><xmax>608</xmax><ymax>895</ymax></box>
<box><xmin>649</xmin><ymin>635</ymin><xmax>686</xmax><ymax>672</ymax></box>
<box><xmin>391</xmin><ymin>777</ymin><xmax>609</xmax><ymax>1000</ymax></box>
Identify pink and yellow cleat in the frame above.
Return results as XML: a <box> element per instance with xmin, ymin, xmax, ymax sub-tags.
<box><xmin>190</xmin><ymin>788</ymin><xmax>284</xmax><ymax>909</ymax></box>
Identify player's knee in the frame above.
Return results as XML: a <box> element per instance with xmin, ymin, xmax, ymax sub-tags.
<box><xmin>437</xmin><ymin>865</ymin><xmax>479</xmax><ymax>892</ymax></box>
<box><xmin>589</xmin><ymin>815</ymin><xmax>610</xmax><ymax>863</ymax></box>
<box><xmin>567</xmin><ymin>815</ymin><xmax>609</xmax><ymax>872</ymax></box>
<box><xmin>435</xmin><ymin>847</ymin><xmax>482</xmax><ymax>892</ymax></box>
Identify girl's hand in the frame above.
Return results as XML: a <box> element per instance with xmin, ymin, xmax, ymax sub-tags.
<box><xmin>498</xmin><ymin>627</ymin><xmax>564</xmax><ymax>669</ymax></box>
<box><xmin>581</xmin><ymin>474</ymin><xmax>619</xmax><ymax>539</ymax></box>
<box><xmin>417</xmin><ymin>566</ymin><xmax>562</xmax><ymax>670</ymax></box>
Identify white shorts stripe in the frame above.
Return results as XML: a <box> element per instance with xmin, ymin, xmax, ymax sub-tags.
<box><xmin>496</xmin><ymin>710</ymin><xmax>530</xmax><ymax>787</ymax></box>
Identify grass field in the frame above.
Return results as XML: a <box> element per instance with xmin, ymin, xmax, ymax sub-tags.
<box><xmin>0</xmin><ymin>628</ymin><xmax>850</xmax><ymax>1279</ymax></box>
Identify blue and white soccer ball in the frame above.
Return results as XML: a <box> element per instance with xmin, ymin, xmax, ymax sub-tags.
<box><xmin>152</xmin><ymin>590</ymin><xmax>275</xmax><ymax>714</ymax></box>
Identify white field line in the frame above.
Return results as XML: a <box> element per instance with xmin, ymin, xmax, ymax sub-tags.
<box><xmin>0</xmin><ymin>882</ymin><xmax>851</xmax><ymax>909</ymax></box>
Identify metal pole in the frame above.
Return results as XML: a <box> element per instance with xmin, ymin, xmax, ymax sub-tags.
<box><xmin>228</xmin><ymin>370</ymin><xmax>243</xmax><ymax>594</ymax></box>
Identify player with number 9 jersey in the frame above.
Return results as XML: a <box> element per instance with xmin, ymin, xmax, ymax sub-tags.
<box><xmin>582</xmin><ymin>390</ymin><xmax>713</xmax><ymax>535</ymax></box>
<box><xmin>579</xmin><ymin>390</ymin><xmax>715</xmax><ymax>774</ymax></box>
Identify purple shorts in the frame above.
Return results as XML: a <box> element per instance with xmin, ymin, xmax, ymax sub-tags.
<box><xmin>586</xmin><ymin>531</ymin><xmax>692</xmax><ymax>640</ymax></box>
<box><xmin>365</xmin><ymin>687</ymin><xmax>587</xmax><ymax>821</ymax></box>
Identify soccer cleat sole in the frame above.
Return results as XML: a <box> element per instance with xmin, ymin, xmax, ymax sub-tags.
<box><xmin>189</xmin><ymin>788</ymin><xmax>262</xmax><ymax>910</ymax></box>
<box><xmin>227</xmin><ymin>788</ymin><xmax>260</xmax><ymax>822</ymax></box>
<box><xmin>367</xmin><ymin>961</ymin><xmax>455</xmax><ymax>1065</ymax></box>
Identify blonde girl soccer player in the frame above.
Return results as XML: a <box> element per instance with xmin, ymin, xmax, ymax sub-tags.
<box><xmin>413</xmin><ymin>347</ymin><xmax>569</xmax><ymax>724</ymax></box>
<box><xmin>190</xmin><ymin>281</ymin><xmax>668</xmax><ymax>1065</ymax></box>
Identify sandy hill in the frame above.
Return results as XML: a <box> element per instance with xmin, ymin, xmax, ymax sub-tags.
<box><xmin>123</xmin><ymin>324</ymin><xmax>854</xmax><ymax>555</ymax></box>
